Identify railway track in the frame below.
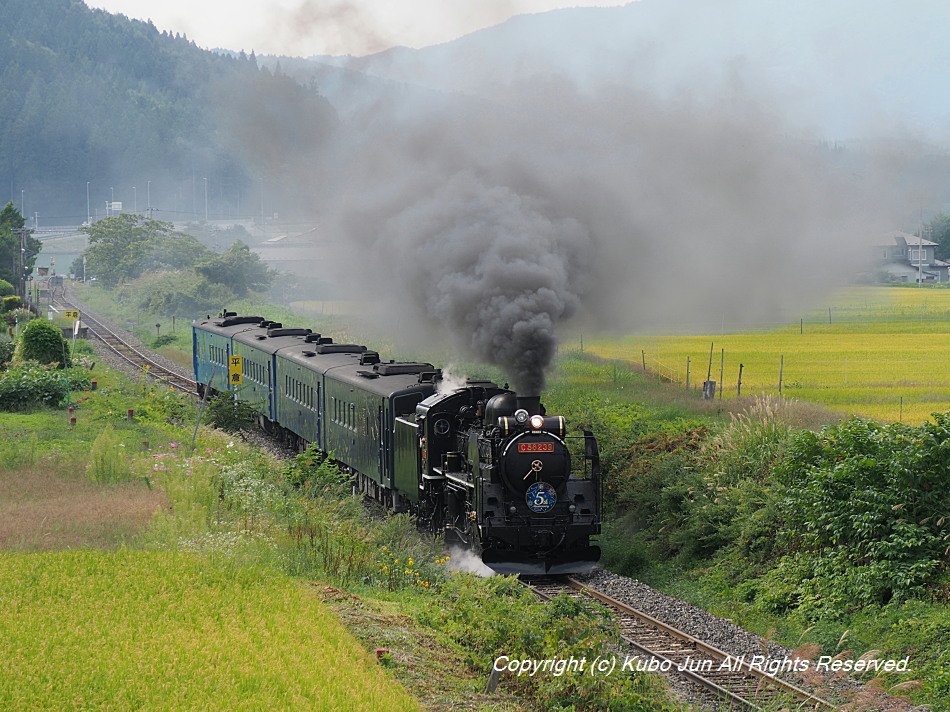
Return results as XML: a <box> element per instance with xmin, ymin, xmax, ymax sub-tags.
<box><xmin>522</xmin><ymin>576</ymin><xmax>838</xmax><ymax>712</ymax></box>
<box><xmin>52</xmin><ymin>295</ymin><xmax>197</xmax><ymax>394</ymax></box>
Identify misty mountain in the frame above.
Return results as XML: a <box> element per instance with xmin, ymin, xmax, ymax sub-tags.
<box><xmin>309</xmin><ymin>0</ymin><xmax>950</xmax><ymax>144</ymax></box>
<box><xmin>0</xmin><ymin>0</ymin><xmax>337</xmax><ymax>226</ymax></box>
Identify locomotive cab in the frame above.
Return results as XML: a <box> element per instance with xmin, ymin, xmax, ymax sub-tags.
<box><xmin>409</xmin><ymin>385</ymin><xmax>601</xmax><ymax>575</ymax></box>
<box><xmin>479</xmin><ymin>395</ymin><xmax>601</xmax><ymax>575</ymax></box>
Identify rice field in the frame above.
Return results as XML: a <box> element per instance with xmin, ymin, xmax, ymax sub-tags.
<box><xmin>583</xmin><ymin>286</ymin><xmax>950</xmax><ymax>425</ymax></box>
<box><xmin>0</xmin><ymin>550</ymin><xmax>422</xmax><ymax>711</ymax></box>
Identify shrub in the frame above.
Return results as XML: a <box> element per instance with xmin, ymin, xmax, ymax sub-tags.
<box><xmin>203</xmin><ymin>392</ymin><xmax>257</xmax><ymax>432</ymax></box>
<box><xmin>1</xmin><ymin>295</ymin><xmax>20</xmax><ymax>312</ymax></box>
<box><xmin>766</xmin><ymin>413</ymin><xmax>950</xmax><ymax>611</ymax></box>
<box><xmin>0</xmin><ymin>364</ymin><xmax>91</xmax><ymax>410</ymax></box>
<box><xmin>282</xmin><ymin>443</ymin><xmax>351</xmax><ymax>496</ymax></box>
<box><xmin>16</xmin><ymin>318</ymin><xmax>71</xmax><ymax>368</ymax></box>
<box><xmin>0</xmin><ymin>279</ymin><xmax>13</xmax><ymax>297</ymax></box>
<box><xmin>421</xmin><ymin>574</ymin><xmax>676</xmax><ymax>711</ymax></box>
<box><xmin>152</xmin><ymin>334</ymin><xmax>177</xmax><ymax>349</ymax></box>
<box><xmin>86</xmin><ymin>426</ymin><xmax>133</xmax><ymax>484</ymax></box>
<box><xmin>0</xmin><ymin>340</ymin><xmax>14</xmax><ymax>370</ymax></box>
<box><xmin>4</xmin><ymin>307</ymin><xmax>32</xmax><ymax>328</ymax></box>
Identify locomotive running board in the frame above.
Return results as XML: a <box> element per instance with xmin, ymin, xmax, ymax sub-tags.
<box><xmin>482</xmin><ymin>546</ymin><xmax>601</xmax><ymax>576</ymax></box>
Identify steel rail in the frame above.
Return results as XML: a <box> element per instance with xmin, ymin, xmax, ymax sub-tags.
<box><xmin>522</xmin><ymin>576</ymin><xmax>838</xmax><ymax>712</ymax></box>
<box><xmin>52</xmin><ymin>296</ymin><xmax>196</xmax><ymax>393</ymax></box>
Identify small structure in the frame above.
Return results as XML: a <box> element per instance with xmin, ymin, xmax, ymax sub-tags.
<box><xmin>873</xmin><ymin>231</ymin><xmax>949</xmax><ymax>283</ymax></box>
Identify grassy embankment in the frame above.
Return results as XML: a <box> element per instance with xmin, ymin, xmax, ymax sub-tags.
<box><xmin>1</xmin><ymin>327</ymin><xmax>679</xmax><ymax>711</ymax></box>
<box><xmin>66</xmin><ymin>281</ymin><xmax>950</xmax><ymax>709</ymax></box>
<box><xmin>0</xmin><ymin>363</ymin><xmax>424</xmax><ymax>711</ymax></box>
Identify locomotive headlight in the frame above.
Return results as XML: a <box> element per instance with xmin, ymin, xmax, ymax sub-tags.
<box><xmin>509</xmin><ymin>506</ymin><xmax>517</xmax><ymax>515</ymax></box>
<box><xmin>514</xmin><ymin>409</ymin><xmax>529</xmax><ymax>424</ymax></box>
<box><xmin>529</xmin><ymin>415</ymin><xmax>544</xmax><ymax>430</ymax></box>
<box><xmin>568</xmin><ymin>504</ymin><xmax>577</xmax><ymax>514</ymax></box>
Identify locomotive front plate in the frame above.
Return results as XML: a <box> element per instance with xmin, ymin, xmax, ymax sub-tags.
<box><xmin>526</xmin><ymin>481</ymin><xmax>557</xmax><ymax>513</ymax></box>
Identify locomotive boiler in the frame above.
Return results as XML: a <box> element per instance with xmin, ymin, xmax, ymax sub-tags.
<box><xmin>193</xmin><ymin>312</ymin><xmax>601</xmax><ymax>574</ymax></box>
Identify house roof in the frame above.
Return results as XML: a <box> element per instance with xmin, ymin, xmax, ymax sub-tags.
<box><xmin>888</xmin><ymin>230</ymin><xmax>937</xmax><ymax>247</ymax></box>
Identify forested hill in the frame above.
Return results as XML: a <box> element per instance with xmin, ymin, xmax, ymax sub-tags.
<box><xmin>0</xmin><ymin>0</ymin><xmax>338</xmax><ymax>225</ymax></box>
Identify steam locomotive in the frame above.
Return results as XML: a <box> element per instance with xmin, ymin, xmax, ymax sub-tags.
<box><xmin>192</xmin><ymin>312</ymin><xmax>601</xmax><ymax>574</ymax></box>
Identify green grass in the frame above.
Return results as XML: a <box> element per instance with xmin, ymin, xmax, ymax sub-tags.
<box><xmin>0</xmin><ymin>550</ymin><xmax>421</xmax><ymax>711</ymax></box>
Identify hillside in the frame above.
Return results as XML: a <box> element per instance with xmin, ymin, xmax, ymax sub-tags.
<box><xmin>0</xmin><ymin>0</ymin><xmax>337</xmax><ymax>225</ymax></box>
<box><xmin>308</xmin><ymin>0</ymin><xmax>950</xmax><ymax>144</ymax></box>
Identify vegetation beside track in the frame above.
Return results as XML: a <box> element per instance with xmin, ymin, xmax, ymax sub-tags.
<box><xmin>58</xmin><ymin>280</ymin><xmax>950</xmax><ymax>710</ymax></box>
<box><xmin>0</xmin><ymin>331</ymin><xmax>679</xmax><ymax>710</ymax></box>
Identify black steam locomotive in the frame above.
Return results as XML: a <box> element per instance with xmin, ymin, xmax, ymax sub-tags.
<box><xmin>192</xmin><ymin>312</ymin><xmax>601</xmax><ymax>574</ymax></box>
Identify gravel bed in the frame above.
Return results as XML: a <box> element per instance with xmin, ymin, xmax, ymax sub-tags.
<box><xmin>65</xmin><ymin>286</ymin><xmax>195</xmax><ymax>384</ymax></box>
<box><xmin>574</xmin><ymin>567</ymin><xmax>926</xmax><ymax>711</ymax></box>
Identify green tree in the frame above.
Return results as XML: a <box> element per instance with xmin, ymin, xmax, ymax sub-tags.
<box><xmin>0</xmin><ymin>203</ymin><xmax>41</xmax><ymax>288</ymax></box>
<box><xmin>195</xmin><ymin>240</ymin><xmax>274</xmax><ymax>297</ymax></box>
<box><xmin>15</xmin><ymin>318</ymin><xmax>70</xmax><ymax>368</ymax></box>
<box><xmin>0</xmin><ymin>279</ymin><xmax>14</xmax><ymax>297</ymax></box>
<box><xmin>79</xmin><ymin>214</ymin><xmax>210</xmax><ymax>287</ymax></box>
<box><xmin>925</xmin><ymin>214</ymin><xmax>950</xmax><ymax>261</ymax></box>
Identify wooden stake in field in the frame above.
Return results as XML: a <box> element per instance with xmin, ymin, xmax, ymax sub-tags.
<box><xmin>719</xmin><ymin>349</ymin><xmax>724</xmax><ymax>400</ymax></box>
<box><xmin>779</xmin><ymin>355</ymin><xmax>784</xmax><ymax>394</ymax></box>
<box><xmin>702</xmin><ymin>341</ymin><xmax>716</xmax><ymax>400</ymax></box>
<box><xmin>737</xmin><ymin>363</ymin><xmax>744</xmax><ymax>397</ymax></box>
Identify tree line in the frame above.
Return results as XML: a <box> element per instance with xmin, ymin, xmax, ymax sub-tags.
<box><xmin>0</xmin><ymin>0</ymin><xmax>337</xmax><ymax>224</ymax></box>
<box><xmin>72</xmin><ymin>214</ymin><xmax>274</xmax><ymax>316</ymax></box>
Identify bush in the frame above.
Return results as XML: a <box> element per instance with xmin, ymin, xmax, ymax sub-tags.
<box><xmin>152</xmin><ymin>334</ymin><xmax>177</xmax><ymax>349</ymax></box>
<box><xmin>282</xmin><ymin>443</ymin><xmax>351</xmax><ymax>496</ymax></box>
<box><xmin>421</xmin><ymin>574</ymin><xmax>676</xmax><ymax>711</ymax></box>
<box><xmin>764</xmin><ymin>413</ymin><xmax>950</xmax><ymax>612</ymax></box>
<box><xmin>0</xmin><ymin>340</ymin><xmax>14</xmax><ymax>370</ymax></box>
<box><xmin>86</xmin><ymin>425</ymin><xmax>133</xmax><ymax>484</ymax></box>
<box><xmin>0</xmin><ymin>279</ymin><xmax>13</xmax><ymax>297</ymax></box>
<box><xmin>16</xmin><ymin>318</ymin><xmax>71</xmax><ymax>368</ymax></box>
<box><xmin>0</xmin><ymin>363</ymin><xmax>91</xmax><ymax>410</ymax></box>
<box><xmin>203</xmin><ymin>392</ymin><xmax>257</xmax><ymax>432</ymax></box>
<box><xmin>2</xmin><ymin>295</ymin><xmax>21</xmax><ymax>312</ymax></box>
<box><xmin>4</xmin><ymin>307</ymin><xmax>32</xmax><ymax>328</ymax></box>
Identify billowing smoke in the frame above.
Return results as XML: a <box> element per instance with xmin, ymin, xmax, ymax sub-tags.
<box><xmin>266</xmin><ymin>3</ymin><xmax>919</xmax><ymax>391</ymax></box>
<box><xmin>364</xmin><ymin>171</ymin><xmax>588</xmax><ymax>394</ymax></box>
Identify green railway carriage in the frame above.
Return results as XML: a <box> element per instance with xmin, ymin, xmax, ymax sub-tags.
<box><xmin>322</xmin><ymin>359</ymin><xmax>438</xmax><ymax>497</ymax></box>
<box><xmin>192</xmin><ymin>315</ymin><xmax>264</xmax><ymax>394</ymax></box>
<box><xmin>274</xmin><ymin>341</ymin><xmax>371</xmax><ymax>452</ymax></box>
<box><xmin>192</xmin><ymin>315</ymin><xmax>440</xmax><ymax>492</ymax></box>
<box><xmin>231</xmin><ymin>325</ymin><xmax>316</xmax><ymax>421</ymax></box>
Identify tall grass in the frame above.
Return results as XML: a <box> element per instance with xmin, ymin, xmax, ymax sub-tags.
<box><xmin>86</xmin><ymin>425</ymin><xmax>133</xmax><ymax>484</ymax></box>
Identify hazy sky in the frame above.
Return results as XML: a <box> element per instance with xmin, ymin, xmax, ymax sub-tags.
<box><xmin>82</xmin><ymin>0</ymin><xmax>631</xmax><ymax>56</ymax></box>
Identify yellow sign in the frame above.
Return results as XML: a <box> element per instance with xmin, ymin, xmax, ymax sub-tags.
<box><xmin>228</xmin><ymin>355</ymin><xmax>243</xmax><ymax>385</ymax></box>
<box><xmin>63</xmin><ymin>310</ymin><xmax>79</xmax><ymax>320</ymax></box>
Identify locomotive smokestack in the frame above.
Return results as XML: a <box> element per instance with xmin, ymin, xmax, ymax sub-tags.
<box><xmin>516</xmin><ymin>394</ymin><xmax>542</xmax><ymax>416</ymax></box>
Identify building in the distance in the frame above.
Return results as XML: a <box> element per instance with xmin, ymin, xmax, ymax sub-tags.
<box><xmin>874</xmin><ymin>231</ymin><xmax>949</xmax><ymax>283</ymax></box>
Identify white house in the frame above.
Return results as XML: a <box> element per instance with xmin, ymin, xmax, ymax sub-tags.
<box><xmin>874</xmin><ymin>231</ymin><xmax>949</xmax><ymax>283</ymax></box>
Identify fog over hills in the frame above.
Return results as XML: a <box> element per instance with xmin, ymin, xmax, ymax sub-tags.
<box><xmin>310</xmin><ymin>0</ymin><xmax>950</xmax><ymax>144</ymax></box>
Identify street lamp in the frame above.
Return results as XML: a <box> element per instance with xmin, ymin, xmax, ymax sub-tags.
<box><xmin>86</xmin><ymin>181</ymin><xmax>90</xmax><ymax>224</ymax></box>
